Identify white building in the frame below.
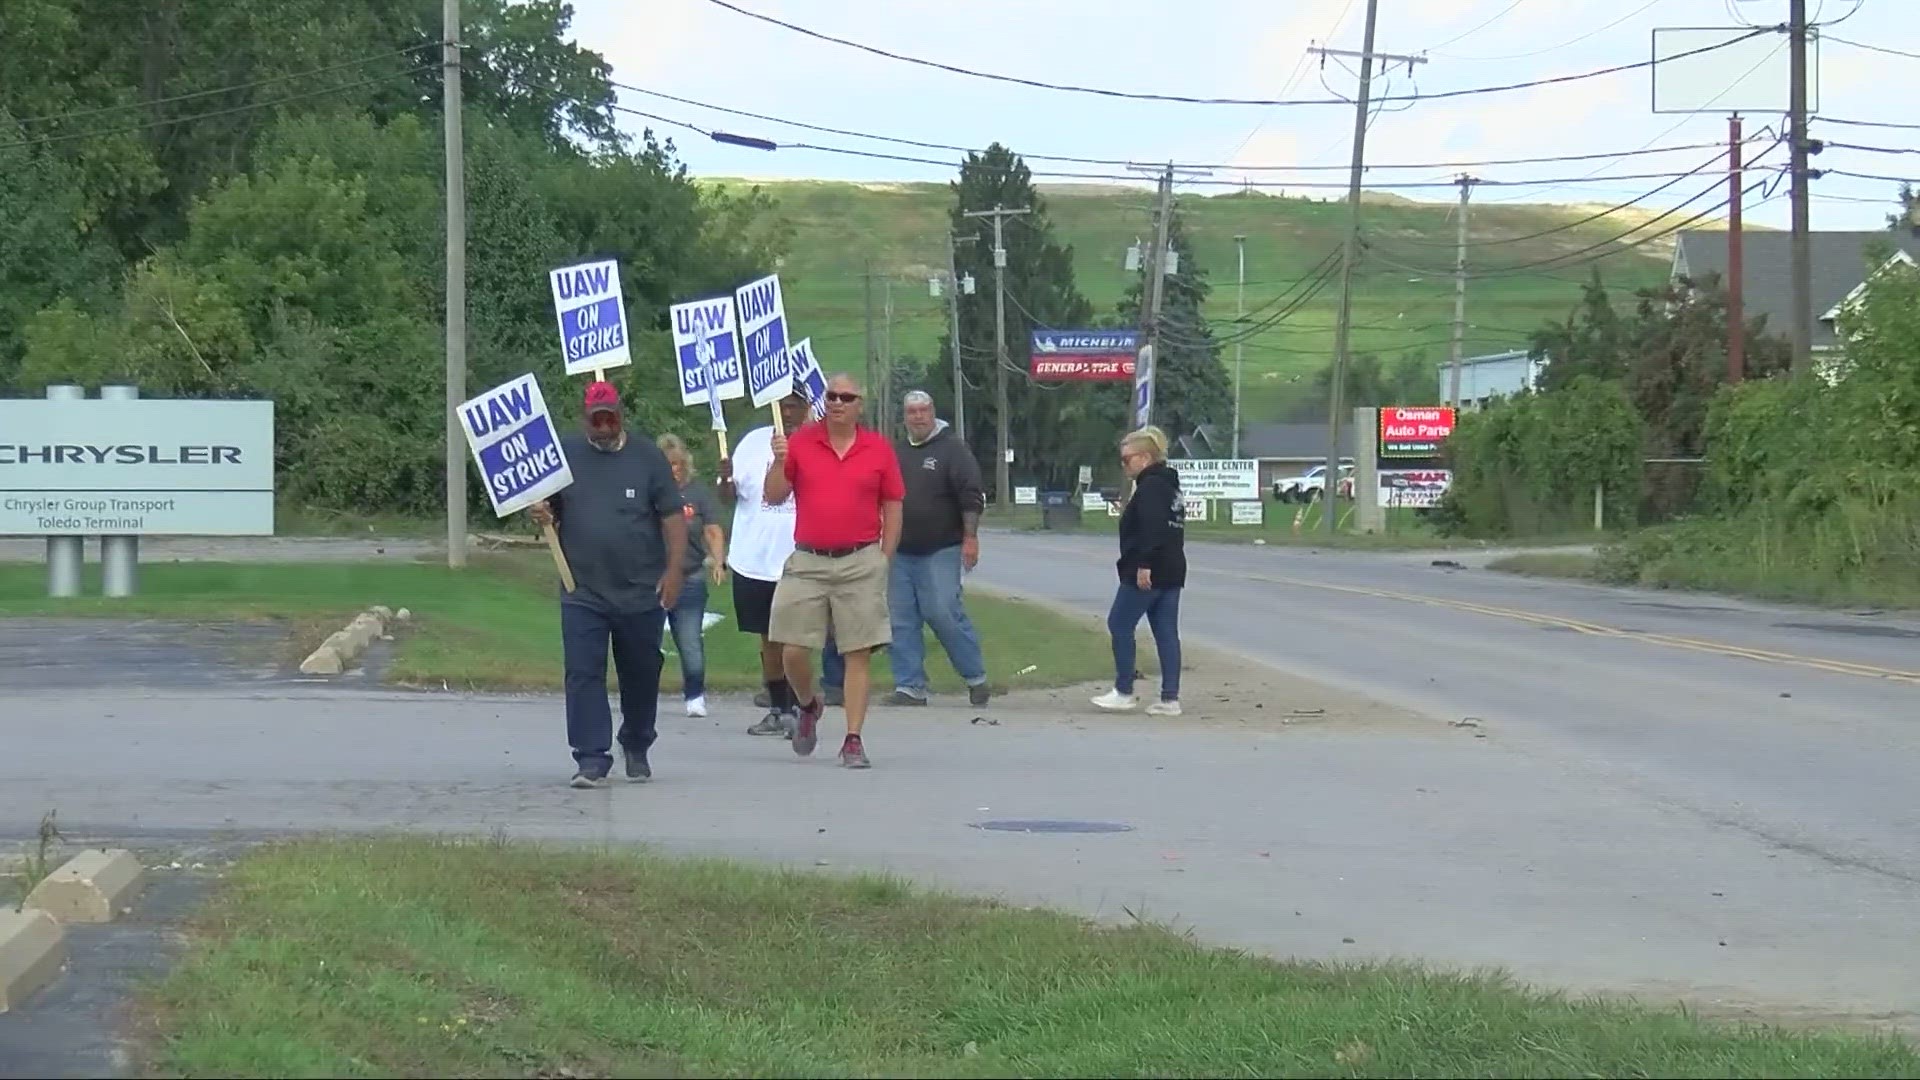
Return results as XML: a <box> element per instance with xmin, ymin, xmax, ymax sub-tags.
<box><xmin>1436</xmin><ymin>350</ymin><xmax>1544</xmax><ymax>410</ymax></box>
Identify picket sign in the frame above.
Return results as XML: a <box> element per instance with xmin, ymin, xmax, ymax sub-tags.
<box><xmin>548</xmin><ymin>259</ymin><xmax>631</xmax><ymax>381</ymax></box>
<box><xmin>458</xmin><ymin>373</ymin><xmax>576</xmax><ymax>592</ymax></box>
<box><xmin>787</xmin><ymin>338</ymin><xmax>827</xmax><ymax>418</ymax></box>
<box><xmin>670</xmin><ymin>295</ymin><xmax>747</xmax><ymax>459</ymax></box>
<box><xmin>734</xmin><ymin>273</ymin><xmax>792</xmax><ymax>434</ymax></box>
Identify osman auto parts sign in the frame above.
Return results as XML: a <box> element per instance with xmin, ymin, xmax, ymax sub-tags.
<box><xmin>0</xmin><ymin>399</ymin><xmax>275</xmax><ymax>536</ymax></box>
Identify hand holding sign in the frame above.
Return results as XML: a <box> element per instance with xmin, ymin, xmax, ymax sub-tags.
<box><xmin>459</xmin><ymin>373</ymin><xmax>576</xmax><ymax>592</ymax></box>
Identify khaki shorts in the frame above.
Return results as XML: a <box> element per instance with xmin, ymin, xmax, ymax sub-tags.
<box><xmin>768</xmin><ymin>544</ymin><xmax>891</xmax><ymax>652</ymax></box>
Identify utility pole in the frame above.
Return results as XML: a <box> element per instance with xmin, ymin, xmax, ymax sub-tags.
<box><xmin>1446</xmin><ymin>174</ymin><xmax>1478</xmax><ymax>410</ymax></box>
<box><xmin>1787</xmin><ymin>0</ymin><xmax>1812</xmax><ymax>373</ymax></box>
<box><xmin>442</xmin><ymin>0</ymin><xmax>467</xmax><ymax>569</ymax></box>
<box><xmin>1122</xmin><ymin>163</ymin><xmax>1210</xmax><ymax>429</ymax></box>
<box><xmin>1232</xmin><ymin>234</ymin><xmax>1247</xmax><ymax>458</ymax></box>
<box><xmin>963</xmin><ymin>204</ymin><xmax>1030</xmax><ymax>507</ymax></box>
<box><xmin>1728</xmin><ymin>113</ymin><xmax>1746</xmax><ymax>383</ymax></box>
<box><xmin>863</xmin><ymin>259</ymin><xmax>876</xmax><ymax>401</ymax></box>
<box><xmin>942</xmin><ymin>232</ymin><xmax>977</xmax><ymax>444</ymax></box>
<box><xmin>881</xmin><ymin>275</ymin><xmax>895</xmax><ymax>434</ymax></box>
<box><xmin>1312</xmin><ymin>3</ymin><xmax>1425</xmax><ymax>536</ymax></box>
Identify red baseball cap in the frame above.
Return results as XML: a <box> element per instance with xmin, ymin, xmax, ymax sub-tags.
<box><xmin>584</xmin><ymin>380</ymin><xmax>620</xmax><ymax>416</ymax></box>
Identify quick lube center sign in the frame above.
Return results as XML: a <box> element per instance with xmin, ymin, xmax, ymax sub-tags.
<box><xmin>0</xmin><ymin>399</ymin><xmax>275</xmax><ymax>535</ymax></box>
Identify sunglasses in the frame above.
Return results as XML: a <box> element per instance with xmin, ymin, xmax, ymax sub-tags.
<box><xmin>824</xmin><ymin>391</ymin><xmax>862</xmax><ymax>403</ymax></box>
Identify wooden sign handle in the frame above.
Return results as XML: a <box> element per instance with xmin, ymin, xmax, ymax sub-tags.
<box><xmin>770</xmin><ymin>404</ymin><xmax>786</xmax><ymax>437</ymax></box>
<box><xmin>541</xmin><ymin>521</ymin><xmax>576</xmax><ymax>593</ymax></box>
<box><xmin>715</xmin><ymin>428</ymin><xmax>731</xmax><ymax>459</ymax></box>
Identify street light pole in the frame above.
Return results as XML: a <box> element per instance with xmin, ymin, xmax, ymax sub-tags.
<box><xmin>1232</xmin><ymin>234</ymin><xmax>1246</xmax><ymax>458</ymax></box>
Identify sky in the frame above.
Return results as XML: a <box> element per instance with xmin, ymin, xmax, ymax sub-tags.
<box><xmin>569</xmin><ymin>0</ymin><xmax>1914</xmax><ymax>231</ymax></box>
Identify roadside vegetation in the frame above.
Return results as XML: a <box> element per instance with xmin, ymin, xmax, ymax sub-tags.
<box><xmin>144</xmin><ymin>836</ymin><xmax>1920</xmax><ymax>1079</ymax></box>
<box><xmin>1444</xmin><ymin>235</ymin><xmax>1920</xmax><ymax>610</ymax></box>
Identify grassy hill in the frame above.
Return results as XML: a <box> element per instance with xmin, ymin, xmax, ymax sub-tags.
<box><xmin>707</xmin><ymin>178</ymin><xmax>1682</xmax><ymax>420</ymax></box>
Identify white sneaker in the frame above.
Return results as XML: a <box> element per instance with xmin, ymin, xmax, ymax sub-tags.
<box><xmin>1145</xmin><ymin>699</ymin><xmax>1183</xmax><ymax>717</ymax></box>
<box><xmin>685</xmin><ymin>695</ymin><xmax>708</xmax><ymax>718</ymax></box>
<box><xmin>1091</xmin><ymin>689</ymin><xmax>1140</xmax><ymax>712</ymax></box>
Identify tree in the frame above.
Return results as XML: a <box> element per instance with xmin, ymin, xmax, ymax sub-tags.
<box><xmin>1113</xmin><ymin>206</ymin><xmax>1231</xmax><ymax>444</ymax></box>
<box><xmin>939</xmin><ymin>145</ymin><xmax>1105</xmax><ymax>491</ymax></box>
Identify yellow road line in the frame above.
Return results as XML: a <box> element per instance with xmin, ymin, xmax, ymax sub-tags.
<box><xmin>1223</xmin><ymin>570</ymin><xmax>1920</xmax><ymax>686</ymax></box>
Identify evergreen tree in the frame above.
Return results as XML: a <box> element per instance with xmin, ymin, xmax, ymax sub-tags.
<box><xmin>938</xmin><ymin>145</ymin><xmax>1110</xmax><ymax>492</ymax></box>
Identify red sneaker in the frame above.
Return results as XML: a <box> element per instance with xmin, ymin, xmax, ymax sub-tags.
<box><xmin>792</xmin><ymin>697</ymin><xmax>822</xmax><ymax>757</ymax></box>
<box><xmin>839</xmin><ymin>734</ymin><xmax>871</xmax><ymax>769</ymax></box>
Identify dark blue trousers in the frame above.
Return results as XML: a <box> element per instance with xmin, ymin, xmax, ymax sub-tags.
<box><xmin>562</xmin><ymin>601</ymin><xmax>666</xmax><ymax>774</ymax></box>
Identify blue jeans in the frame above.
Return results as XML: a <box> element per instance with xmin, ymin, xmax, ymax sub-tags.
<box><xmin>668</xmin><ymin>575</ymin><xmax>708</xmax><ymax>700</ymax></box>
<box><xmin>561</xmin><ymin>601</ymin><xmax>666</xmax><ymax>774</ymax></box>
<box><xmin>1108</xmin><ymin>584</ymin><xmax>1182</xmax><ymax>701</ymax></box>
<box><xmin>888</xmin><ymin>545</ymin><xmax>987</xmax><ymax>696</ymax></box>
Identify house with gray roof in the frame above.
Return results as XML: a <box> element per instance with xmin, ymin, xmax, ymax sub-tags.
<box><xmin>1670</xmin><ymin>227</ymin><xmax>1919</xmax><ymax>355</ymax></box>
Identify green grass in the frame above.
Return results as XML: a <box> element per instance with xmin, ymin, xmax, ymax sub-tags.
<box><xmin>709</xmin><ymin>179</ymin><xmax>1674</xmax><ymax>420</ymax></box>
<box><xmin>144</xmin><ymin>836</ymin><xmax>1919</xmax><ymax>1079</ymax></box>
<box><xmin>0</xmin><ymin>554</ymin><xmax>1123</xmax><ymax>693</ymax></box>
<box><xmin>272</xmin><ymin>503</ymin><xmax>442</xmax><ymax>538</ymax></box>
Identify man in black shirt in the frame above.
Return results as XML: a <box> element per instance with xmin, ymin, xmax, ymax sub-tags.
<box><xmin>530</xmin><ymin>380</ymin><xmax>687</xmax><ymax>788</ymax></box>
<box><xmin>887</xmin><ymin>390</ymin><xmax>990</xmax><ymax>707</ymax></box>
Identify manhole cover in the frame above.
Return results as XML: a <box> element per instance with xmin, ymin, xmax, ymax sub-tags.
<box><xmin>972</xmin><ymin>820</ymin><xmax>1135</xmax><ymax>834</ymax></box>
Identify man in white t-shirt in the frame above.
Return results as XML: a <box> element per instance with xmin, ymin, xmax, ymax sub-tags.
<box><xmin>719</xmin><ymin>389</ymin><xmax>824</xmax><ymax>736</ymax></box>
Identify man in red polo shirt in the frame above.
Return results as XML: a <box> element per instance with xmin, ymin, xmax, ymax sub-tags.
<box><xmin>764</xmin><ymin>371</ymin><xmax>904</xmax><ymax>768</ymax></box>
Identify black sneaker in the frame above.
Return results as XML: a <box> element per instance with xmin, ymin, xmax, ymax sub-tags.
<box><xmin>824</xmin><ymin>685</ymin><xmax>845</xmax><ymax>707</ymax></box>
<box><xmin>969</xmin><ymin>683</ymin><xmax>992</xmax><ymax>707</ymax></box>
<box><xmin>753</xmin><ymin>688</ymin><xmax>772</xmax><ymax>709</ymax></box>
<box><xmin>887</xmin><ymin>690</ymin><xmax>928</xmax><ymax>706</ymax></box>
<box><xmin>747</xmin><ymin>710</ymin><xmax>789</xmax><ymax>737</ymax></box>
<box><xmin>792</xmin><ymin>697</ymin><xmax>822</xmax><ymax>757</ymax></box>
<box><xmin>569</xmin><ymin>770</ymin><xmax>610</xmax><ymax>789</ymax></box>
<box><xmin>621</xmin><ymin>744</ymin><xmax>651</xmax><ymax>782</ymax></box>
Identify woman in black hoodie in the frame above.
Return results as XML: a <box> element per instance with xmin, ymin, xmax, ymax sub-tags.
<box><xmin>1093</xmin><ymin>425</ymin><xmax>1187</xmax><ymax>716</ymax></box>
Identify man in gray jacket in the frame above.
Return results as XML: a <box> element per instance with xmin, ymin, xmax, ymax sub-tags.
<box><xmin>888</xmin><ymin>390</ymin><xmax>990</xmax><ymax>707</ymax></box>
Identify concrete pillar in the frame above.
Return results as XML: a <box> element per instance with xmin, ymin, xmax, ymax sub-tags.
<box><xmin>98</xmin><ymin>385</ymin><xmax>140</xmax><ymax>597</ymax></box>
<box><xmin>44</xmin><ymin>385</ymin><xmax>85</xmax><ymax>598</ymax></box>
<box><xmin>1353</xmin><ymin>406</ymin><xmax>1384</xmax><ymax>533</ymax></box>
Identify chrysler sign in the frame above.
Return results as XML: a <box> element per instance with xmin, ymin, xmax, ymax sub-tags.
<box><xmin>0</xmin><ymin>399</ymin><xmax>275</xmax><ymax>536</ymax></box>
<box><xmin>1030</xmin><ymin>329</ymin><xmax>1139</xmax><ymax>381</ymax></box>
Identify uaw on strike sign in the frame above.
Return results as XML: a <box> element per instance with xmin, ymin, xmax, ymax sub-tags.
<box><xmin>459</xmin><ymin>374</ymin><xmax>572</xmax><ymax>517</ymax></box>
<box><xmin>549</xmin><ymin>259</ymin><xmax>631</xmax><ymax>377</ymax></box>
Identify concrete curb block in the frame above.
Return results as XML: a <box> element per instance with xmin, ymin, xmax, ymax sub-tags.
<box><xmin>24</xmin><ymin>849</ymin><xmax>147</xmax><ymax>923</ymax></box>
<box><xmin>299</xmin><ymin>605</ymin><xmax>395</xmax><ymax>676</ymax></box>
<box><xmin>0</xmin><ymin>909</ymin><xmax>67</xmax><ymax>1012</ymax></box>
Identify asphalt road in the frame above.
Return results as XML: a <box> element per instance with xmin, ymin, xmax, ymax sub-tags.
<box><xmin>2</xmin><ymin>531</ymin><xmax>1918</xmax><ymax>1033</ymax></box>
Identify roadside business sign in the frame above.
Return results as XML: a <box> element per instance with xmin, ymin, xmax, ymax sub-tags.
<box><xmin>1170</xmin><ymin>458</ymin><xmax>1259</xmax><ymax>500</ymax></box>
<box><xmin>458</xmin><ymin>373</ymin><xmax>573</xmax><ymax>518</ymax></box>
<box><xmin>1231</xmin><ymin>500</ymin><xmax>1264</xmax><ymax>525</ymax></box>
<box><xmin>1380</xmin><ymin>406</ymin><xmax>1456</xmax><ymax>458</ymax></box>
<box><xmin>1379</xmin><ymin>469</ymin><xmax>1452</xmax><ymax>509</ymax></box>
<box><xmin>549</xmin><ymin>259</ymin><xmax>632</xmax><ymax>376</ymax></box>
<box><xmin>0</xmin><ymin>399</ymin><xmax>274</xmax><ymax>536</ymax></box>
<box><xmin>1030</xmin><ymin>329</ymin><xmax>1140</xmax><ymax>380</ymax></box>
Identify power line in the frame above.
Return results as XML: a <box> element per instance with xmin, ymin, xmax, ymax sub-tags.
<box><xmin>1433</xmin><ymin>0</ymin><xmax>1665</xmax><ymax>61</ymax></box>
<box><xmin>0</xmin><ymin>64</ymin><xmax>437</xmax><ymax>153</ymax></box>
<box><xmin>4</xmin><ymin>45</ymin><xmax>439</xmax><ymax>130</ymax></box>
<box><xmin>699</xmin><ymin>0</ymin><xmax>1773</xmax><ymax>108</ymax></box>
<box><xmin>1823</xmin><ymin>34</ymin><xmax>1920</xmax><ymax>61</ymax></box>
<box><xmin>1828</xmin><ymin>141</ymin><xmax>1920</xmax><ymax>156</ymax></box>
<box><xmin>616</xmin><ymin>83</ymin><xmax>1760</xmax><ymax>173</ymax></box>
<box><xmin>1816</xmin><ymin>116</ymin><xmax>1920</xmax><ymax>132</ymax></box>
<box><xmin>1424</xmin><ymin>0</ymin><xmax>1528</xmax><ymax>52</ymax></box>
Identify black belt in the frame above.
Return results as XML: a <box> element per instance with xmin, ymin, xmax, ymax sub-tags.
<box><xmin>797</xmin><ymin>540</ymin><xmax>877</xmax><ymax>558</ymax></box>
